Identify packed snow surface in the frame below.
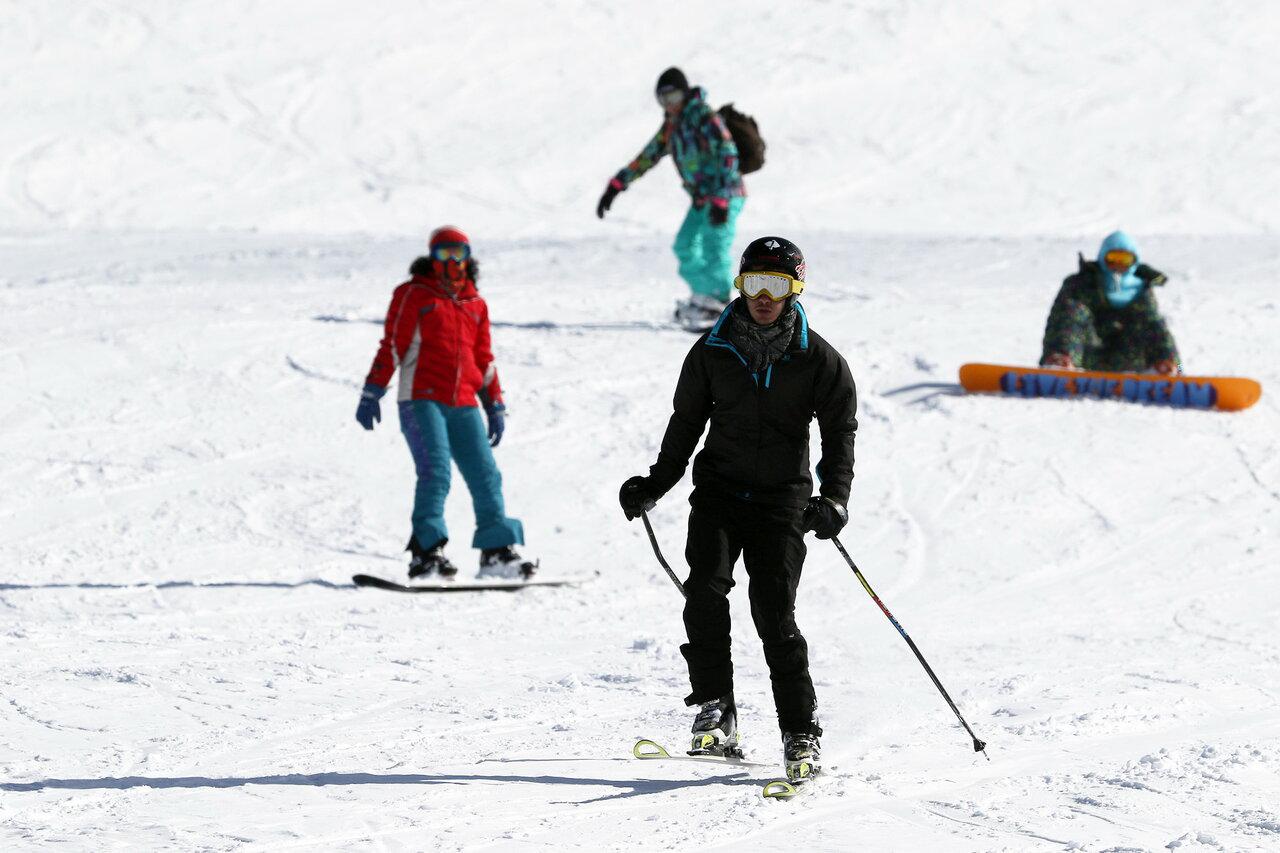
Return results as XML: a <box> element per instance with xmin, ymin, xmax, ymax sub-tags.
<box><xmin>2</xmin><ymin>2</ymin><xmax>1279</xmax><ymax>850</ymax></box>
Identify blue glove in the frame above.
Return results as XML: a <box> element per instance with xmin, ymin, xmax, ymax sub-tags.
<box><xmin>356</xmin><ymin>384</ymin><xmax>386</xmax><ymax>430</ymax></box>
<box><xmin>486</xmin><ymin>405</ymin><xmax>505</xmax><ymax>447</ymax></box>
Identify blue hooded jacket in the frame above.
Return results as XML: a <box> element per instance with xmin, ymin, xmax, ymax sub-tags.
<box><xmin>1098</xmin><ymin>230</ymin><xmax>1144</xmax><ymax>308</ymax></box>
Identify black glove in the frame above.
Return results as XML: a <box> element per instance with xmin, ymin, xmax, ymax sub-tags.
<box><xmin>802</xmin><ymin>496</ymin><xmax>848</xmax><ymax>540</ymax></box>
<box><xmin>466</xmin><ymin>257</ymin><xmax>479</xmax><ymax>283</ymax></box>
<box><xmin>708</xmin><ymin>200</ymin><xmax>729</xmax><ymax>226</ymax></box>
<box><xmin>596</xmin><ymin>181</ymin><xmax>621</xmax><ymax>219</ymax></box>
<box><xmin>619</xmin><ymin>475</ymin><xmax>656</xmax><ymax>520</ymax></box>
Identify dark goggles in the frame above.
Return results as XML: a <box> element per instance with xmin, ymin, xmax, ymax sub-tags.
<box><xmin>432</xmin><ymin>243</ymin><xmax>470</xmax><ymax>262</ymax></box>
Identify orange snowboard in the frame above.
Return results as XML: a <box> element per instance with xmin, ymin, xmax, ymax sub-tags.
<box><xmin>958</xmin><ymin>363</ymin><xmax>1262</xmax><ymax>412</ymax></box>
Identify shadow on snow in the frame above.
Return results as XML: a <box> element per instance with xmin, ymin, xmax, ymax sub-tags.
<box><xmin>0</xmin><ymin>770</ymin><xmax>762</xmax><ymax>803</ymax></box>
<box><xmin>312</xmin><ymin>314</ymin><xmax>675</xmax><ymax>332</ymax></box>
<box><xmin>0</xmin><ymin>579</ymin><xmax>353</xmax><ymax>591</ymax></box>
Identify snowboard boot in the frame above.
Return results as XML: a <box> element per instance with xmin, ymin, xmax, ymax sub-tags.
<box><xmin>782</xmin><ymin>720</ymin><xmax>823</xmax><ymax>783</ymax></box>
<box><xmin>407</xmin><ymin>536</ymin><xmax>458</xmax><ymax>580</ymax></box>
<box><xmin>674</xmin><ymin>294</ymin><xmax>728</xmax><ymax>333</ymax></box>
<box><xmin>478</xmin><ymin>545</ymin><xmax>537</xmax><ymax>580</ymax></box>
<box><xmin>689</xmin><ymin>695</ymin><xmax>742</xmax><ymax>758</ymax></box>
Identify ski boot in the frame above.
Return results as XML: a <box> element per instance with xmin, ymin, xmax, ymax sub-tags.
<box><xmin>674</xmin><ymin>294</ymin><xmax>727</xmax><ymax>333</ymax></box>
<box><xmin>689</xmin><ymin>695</ymin><xmax>743</xmax><ymax>759</ymax></box>
<box><xmin>478</xmin><ymin>545</ymin><xmax>538</xmax><ymax>580</ymax></box>
<box><xmin>782</xmin><ymin>721</ymin><xmax>823</xmax><ymax>783</ymax></box>
<box><xmin>407</xmin><ymin>536</ymin><xmax>458</xmax><ymax>580</ymax></box>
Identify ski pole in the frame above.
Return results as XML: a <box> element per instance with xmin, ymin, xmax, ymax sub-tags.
<box><xmin>831</xmin><ymin>535</ymin><xmax>988</xmax><ymax>759</ymax></box>
<box><xmin>640</xmin><ymin>507</ymin><xmax>686</xmax><ymax>599</ymax></box>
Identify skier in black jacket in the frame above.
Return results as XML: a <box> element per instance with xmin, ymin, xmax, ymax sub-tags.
<box><xmin>619</xmin><ymin>236</ymin><xmax>857</xmax><ymax>783</ymax></box>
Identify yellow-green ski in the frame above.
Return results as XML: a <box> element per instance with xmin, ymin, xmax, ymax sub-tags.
<box><xmin>762</xmin><ymin>779</ymin><xmax>802</xmax><ymax>799</ymax></box>
<box><xmin>631</xmin><ymin>739</ymin><xmax>769</xmax><ymax>768</ymax></box>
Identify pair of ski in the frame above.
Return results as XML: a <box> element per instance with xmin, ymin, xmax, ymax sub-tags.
<box><xmin>632</xmin><ymin>738</ymin><xmax>814</xmax><ymax>800</ymax></box>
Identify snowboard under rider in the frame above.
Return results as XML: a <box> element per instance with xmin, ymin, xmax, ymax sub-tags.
<box><xmin>355</xmin><ymin>226</ymin><xmax>535</xmax><ymax>580</ymax></box>
<box><xmin>618</xmin><ymin>236</ymin><xmax>858</xmax><ymax>783</ymax></box>
<box><xmin>1040</xmin><ymin>231</ymin><xmax>1181</xmax><ymax>375</ymax></box>
<box><xmin>595</xmin><ymin>66</ymin><xmax>746</xmax><ymax>330</ymax></box>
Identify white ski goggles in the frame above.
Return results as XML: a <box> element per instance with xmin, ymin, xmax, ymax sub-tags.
<box><xmin>734</xmin><ymin>271</ymin><xmax>805</xmax><ymax>302</ymax></box>
<box><xmin>656</xmin><ymin>88</ymin><xmax>685</xmax><ymax>108</ymax></box>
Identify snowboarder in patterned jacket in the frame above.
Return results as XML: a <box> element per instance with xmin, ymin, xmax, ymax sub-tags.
<box><xmin>355</xmin><ymin>226</ymin><xmax>535</xmax><ymax>581</ymax></box>
<box><xmin>596</xmin><ymin>67</ymin><xmax>746</xmax><ymax>330</ymax></box>
<box><xmin>1040</xmin><ymin>231</ymin><xmax>1181</xmax><ymax>375</ymax></box>
<box><xmin>618</xmin><ymin>236</ymin><xmax>857</xmax><ymax>784</ymax></box>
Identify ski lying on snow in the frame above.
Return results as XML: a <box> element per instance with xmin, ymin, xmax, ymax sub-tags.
<box><xmin>633</xmin><ymin>739</ymin><xmax>815</xmax><ymax>799</ymax></box>
<box><xmin>352</xmin><ymin>574</ymin><xmax>587</xmax><ymax>593</ymax></box>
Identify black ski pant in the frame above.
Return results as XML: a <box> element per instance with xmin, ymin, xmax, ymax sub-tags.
<box><xmin>680</xmin><ymin>490</ymin><xmax>816</xmax><ymax>734</ymax></box>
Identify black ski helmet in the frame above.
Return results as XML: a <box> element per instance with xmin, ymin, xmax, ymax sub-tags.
<box><xmin>739</xmin><ymin>236</ymin><xmax>805</xmax><ymax>281</ymax></box>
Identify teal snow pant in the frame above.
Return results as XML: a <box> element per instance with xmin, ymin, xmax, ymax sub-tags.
<box><xmin>673</xmin><ymin>197</ymin><xmax>745</xmax><ymax>302</ymax></box>
<box><xmin>398</xmin><ymin>399</ymin><xmax>523</xmax><ymax>551</ymax></box>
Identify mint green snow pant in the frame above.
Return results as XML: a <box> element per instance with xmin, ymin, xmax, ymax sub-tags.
<box><xmin>673</xmin><ymin>197</ymin><xmax>745</xmax><ymax>302</ymax></box>
<box><xmin>399</xmin><ymin>399</ymin><xmax>523</xmax><ymax>551</ymax></box>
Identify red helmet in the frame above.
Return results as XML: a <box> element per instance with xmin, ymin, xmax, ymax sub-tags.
<box><xmin>427</xmin><ymin>226</ymin><xmax>471</xmax><ymax>284</ymax></box>
<box><xmin>429</xmin><ymin>226</ymin><xmax>470</xmax><ymax>250</ymax></box>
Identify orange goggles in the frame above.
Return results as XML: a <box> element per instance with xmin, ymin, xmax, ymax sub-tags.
<box><xmin>733</xmin><ymin>271</ymin><xmax>805</xmax><ymax>302</ymax></box>
<box><xmin>1103</xmin><ymin>249</ymin><xmax>1136</xmax><ymax>272</ymax></box>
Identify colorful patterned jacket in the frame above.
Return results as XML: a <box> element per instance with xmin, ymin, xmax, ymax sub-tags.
<box><xmin>612</xmin><ymin>87</ymin><xmax>745</xmax><ymax>206</ymax></box>
<box><xmin>1040</xmin><ymin>256</ymin><xmax>1179</xmax><ymax>373</ymax></box>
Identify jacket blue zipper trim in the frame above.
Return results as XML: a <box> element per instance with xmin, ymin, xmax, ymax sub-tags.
<box><xmin>704</xmin><ymin>301</ymin><xmax>811</xmax><ymax>389</ymax></box>
<box><xmin>706</xmin><ymin>304</ymin><xmax>758</xmax><ymax>385</ymax></box>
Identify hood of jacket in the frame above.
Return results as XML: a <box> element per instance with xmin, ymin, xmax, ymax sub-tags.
<box><xmin>1096</xmin><ymin>230</ymin><xmax>1143</xmax><ymax>308</ymax></box>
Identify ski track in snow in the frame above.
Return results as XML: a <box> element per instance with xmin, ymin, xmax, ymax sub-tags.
<box><xmin>2</xmin><ymin>1</ymin><xmax>1280</xmax><ymax>849</ymax></box>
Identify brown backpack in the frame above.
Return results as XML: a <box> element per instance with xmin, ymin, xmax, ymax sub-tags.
<box><xmin>718</xmin><ymin>103</ymin><xmax>766</xmax><ymax>174</ymax></box>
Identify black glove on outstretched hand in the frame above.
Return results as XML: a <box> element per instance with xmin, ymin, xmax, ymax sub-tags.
<box><xmin>802</xmin><ymin>496</ymin><xmax>848</xmax><ymax>540</ymax></box>
<box><xmin>619</xmin><ymin>475</ymin><xmax>656</xmax><ymax>520</ymax></box>
<box><xmin>596</xmin><ymin>181</ymin><xmax>621</xmax><ymax>219</ymax></box>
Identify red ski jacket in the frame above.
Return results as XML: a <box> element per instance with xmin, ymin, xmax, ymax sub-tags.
<box><xmin>364</xmin><ymin>260</ymin><xmax>504</xmax><ymax>410</ymax></box>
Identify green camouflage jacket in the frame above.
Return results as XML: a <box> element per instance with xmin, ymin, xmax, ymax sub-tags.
<box><xmin>1040</xmin><ymin>257</ymin><xmax>1180</xmax><ymax>373</ymax></box>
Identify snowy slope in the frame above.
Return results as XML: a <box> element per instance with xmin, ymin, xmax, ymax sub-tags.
<box><xmin>3</xmin><ymin>0</ymin><xmax>1279</xmax><ymax>237</ymax></box>
<box><xmin>3</xmin><ymin>2</ymin><xmax>1280</xmax><ymax>851</ymax></box>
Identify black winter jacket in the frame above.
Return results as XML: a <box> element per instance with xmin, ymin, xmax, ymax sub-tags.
<box><xmin>648</xmin><ymin>303</ymin><xmax>857</xmax><ymax>509</ymax></box>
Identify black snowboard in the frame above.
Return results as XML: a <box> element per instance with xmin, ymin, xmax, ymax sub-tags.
<box><xmin>352</xmin><ymin>573</ymin><xmax>587</xmax><ymax>593</ymax></box>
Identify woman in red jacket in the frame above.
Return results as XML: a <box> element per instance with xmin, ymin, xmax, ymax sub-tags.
<box><xmin>356</xmin><ymin>226</ymin><xmax>534</xmax><ymax>580</ymax></box>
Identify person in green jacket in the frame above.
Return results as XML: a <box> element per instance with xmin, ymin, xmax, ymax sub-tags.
<box><xmin>596</xmin><ymin>67</ymin><xmax>746</xmax><ymax>330</ymax></box>
<box><xmin>1041</xmin><ymin>231</ymin><xmax>1180</xmax><ymax>375</ymax></box>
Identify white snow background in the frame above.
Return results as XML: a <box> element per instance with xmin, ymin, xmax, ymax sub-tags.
<box><xmin>2</xmin><ymin>1</ymin><xmax>1279</xmax><ymax>850</ymax></box>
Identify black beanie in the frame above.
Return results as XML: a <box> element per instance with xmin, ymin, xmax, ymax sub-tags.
<box><xmin>655</xmin><ymin>67</ymin><xmax>689</xmax><ymax>93</ymax></box>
